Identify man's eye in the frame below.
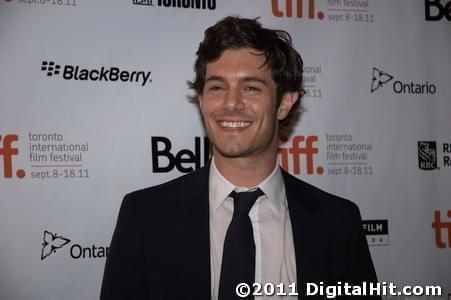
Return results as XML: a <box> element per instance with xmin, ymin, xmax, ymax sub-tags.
<box><xmin>208</xmin><ymin>86</ymin><xmax>224</xmax><ymax>91</ymax></box>
<box><xmin>244</xmin><ymin>86</ymin><xmax>260</xmax><ymax>92</ymax></box>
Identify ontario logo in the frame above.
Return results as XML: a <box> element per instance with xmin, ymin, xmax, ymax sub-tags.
<box><xmin>370</xmin><ymin>67</ymin><xmax>437</xmax><ymax>95</ymax></box>
<box><xmin>40</xmin><ymin>230</ymin><xmax>109</xmax><ymax>260</ymax></box>
<box><xmin>41</xmin><ymin>230</ymin><xmax>71</xmax><ymax>260</ymax></box>
<box><xmin>40</xmin><ymin>60</ymin><xmax>152</xmax><ymax>86</ymax></box>
<box><xmin>370</xmin><ymin>67</ymin><xmax>393</xmax><ymax>93</ymax></box>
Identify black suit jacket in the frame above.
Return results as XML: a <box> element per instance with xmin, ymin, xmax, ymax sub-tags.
<box><xmin>100</xmin><ymin>165</ymin><xmax>380</xmax><ymax>299</ymax></box>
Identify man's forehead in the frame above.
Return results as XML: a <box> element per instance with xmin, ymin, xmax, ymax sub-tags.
<box><xmin>204</xmin><ymin>48</ymin><xmax>271</xmax><ymax>76</ymax></box>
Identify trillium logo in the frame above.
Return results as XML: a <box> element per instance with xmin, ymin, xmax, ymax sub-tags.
<box><xmin>41</xmin><ymin>230</ymin><xmax>71</xmax><ymax>260</ymax></box>
<box><xmin>370</xmin><ymin>67</ymin><xmax>393</xmax><ymax>93</ymax></box>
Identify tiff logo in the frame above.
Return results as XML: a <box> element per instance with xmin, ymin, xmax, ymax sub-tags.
<box><xmin>272</xmin><ymin>0</ymin><xmax>324</xmax><ymax>19</ymax></box>
<box><xmin>41</xmin><ymin>61</ymin><xmax>61</xmax><ymax>76</ymax></box>
<box><xmin>279</xmin><ymin>135</ymin><xmax>324</xmax><ymax>175</ymax></box>
<box><xmin>432</xmin><ymin>210</ymin><xmax>451</xmax><ymax>248</ymax></box>
<box><xmin>0</xmin><ymin>134</ymin><xmax>26</xmax><ymax>179</ymax></box>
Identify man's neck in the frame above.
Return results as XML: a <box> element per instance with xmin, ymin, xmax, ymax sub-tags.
<box><xmin>213</xmin><ymin>153</ymin><xmax>278</xmax><ymax>188</ymax></box>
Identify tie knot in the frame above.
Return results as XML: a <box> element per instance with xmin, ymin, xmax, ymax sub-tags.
<box><xmin>229</xmin><ymin>188</ymin><xmax>264</xmax><ymax>215</ymax></box>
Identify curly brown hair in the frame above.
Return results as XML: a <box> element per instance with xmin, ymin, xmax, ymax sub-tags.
<box><xmin>188</xmin><ymin>16</ymin><xmax>304</xmax><ymax>128</ymax></box>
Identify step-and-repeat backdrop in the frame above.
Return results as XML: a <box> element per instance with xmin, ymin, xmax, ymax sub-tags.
<box><xmin>1</xmin><ymin>0</ymin><xmax>450</xmax><ymax>299</ymax></box>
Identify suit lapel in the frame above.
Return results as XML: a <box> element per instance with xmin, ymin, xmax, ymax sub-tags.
<box><xmin>282</xmin><ymin>170</ymin><xmax>328</xmax><ymax>294</ymax></box>
<box><xmin>171</xmin><ymin>166</ymin><xmax>211</xmax><ymax>298</ymax></box>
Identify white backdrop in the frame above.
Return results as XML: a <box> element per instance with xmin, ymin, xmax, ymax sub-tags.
<box><xmin>1</xmin><ymin>0</ymin><xmax>450</xmax><ymax>299</ymax></box>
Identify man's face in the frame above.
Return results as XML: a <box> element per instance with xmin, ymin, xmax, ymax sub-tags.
<box><xmin>198</xmin><ymin>48</ymin><xmax>297</xmax><ymax>162</ymax></box>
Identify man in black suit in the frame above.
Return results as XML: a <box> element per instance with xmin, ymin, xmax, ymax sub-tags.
<box><xmin>100</xmin><ymin>16</ymin><xmax>380</xmax><ymax>299</ymax></box>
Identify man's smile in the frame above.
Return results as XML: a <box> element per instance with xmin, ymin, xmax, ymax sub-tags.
<box><xmin>218</xmin><ymin>121</ymin><xmax>251</xmax><ymax>129</ymax></box>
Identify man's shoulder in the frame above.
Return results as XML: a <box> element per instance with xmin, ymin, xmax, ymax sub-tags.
<box><xmin>123</xmin><ymin>165</ymin><xmax>209</xmax><ymax>205</ymax></box>
<box><xmin>281</xmin><ymin>169</ymin><xmax>360</xmax><ymax>216</ymax></box>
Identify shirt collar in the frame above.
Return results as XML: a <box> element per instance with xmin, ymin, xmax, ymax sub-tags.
<box><xmin>209</xmin><ymin>157</ymin><xmax>286</xmax><ymax>212</ymax></box>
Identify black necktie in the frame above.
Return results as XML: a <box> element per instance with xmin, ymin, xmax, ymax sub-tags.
<box><xmin>218</xmin><ymin>188</ymin><xmax>264</xmax><ymax>300</ymax></box>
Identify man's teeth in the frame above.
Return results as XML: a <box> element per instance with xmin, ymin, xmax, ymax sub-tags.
<box><xmin>219</xmin><ymin>121</ymin><xmax>250</xmax><ymax>128</ymax></box>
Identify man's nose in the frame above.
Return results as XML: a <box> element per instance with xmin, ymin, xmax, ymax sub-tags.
<box><xmin>223</xmin><ymin>87</ymin><xmax>244</xmax><ymax>111</ymax></box>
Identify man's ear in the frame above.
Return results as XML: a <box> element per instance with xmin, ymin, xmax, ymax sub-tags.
<box><xmin>277</xmin><ymin>91</ymin><xmax>299</xmax><ymax>120</ymax></box>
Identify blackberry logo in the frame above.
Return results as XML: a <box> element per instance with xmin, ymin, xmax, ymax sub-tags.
<box><xmin>370</xmin><ymin>67</ymin><xmax>393</xmax><ymax>93</ymax></box>
<box><xmin>418</xmin><ymin>141</ymin><xmax>437</xmax><ymax>170</ymax></box>
<box><xmin>40</xmin><ymin>59</ymin><xmax>152</xmax><ymax>86</ymax></box>
<box><xmin>41</xmin><ymin>230</ymin><xmax>71</xmax><ymax>260</ymax></box>
<box><xmin>41</xmin><ymin>61</ymin><xmax>61</xmax><ymax>77</ymax></box>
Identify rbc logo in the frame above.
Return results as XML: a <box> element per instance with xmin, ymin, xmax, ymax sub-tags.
<box><xmin>279</xmin><ymin>135</ymin><xmax>324</xmax><ymax>175</ymax></box>
<box><xmin>0</xmin><ymin>134</ymin><xmax>26</xmax><ymax>179</ymax></box>
<box><xmin>425</xmin><ymin>0</ymin><xmax>451</xmax><ymax>21</ymax></box>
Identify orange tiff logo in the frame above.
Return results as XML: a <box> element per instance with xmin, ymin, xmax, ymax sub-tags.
<box><xmin>279</xmin><ymin>135</ymin><xmax>324</xmax><ymax>175</ymax></box>
<box><xmin>432</xmin><ymin>210</ymin><xmax>451</xmax><ymax>248</ymax></box>
<box><xmin>0</xmin><ymin>134</ymin><xmax>26</xmax><ymax>179</ymax></box>
<box><xmin>271</xmin><ymin>0</ymin><xmax>324</xmax><ymax>19</ymax></box>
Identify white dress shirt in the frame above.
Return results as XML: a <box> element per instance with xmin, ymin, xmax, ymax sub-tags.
<box><xmin>209</xmin><ymin>158</ymin><xmax>297</xmax><ymax>299</ymax></box>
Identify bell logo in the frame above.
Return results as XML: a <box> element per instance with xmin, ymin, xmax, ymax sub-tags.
<box><xmin>272</xmin><ymin>0</ymin><xmax>324</xmax><ymax>19</ymax></box>
<box><xmin>279</xmin><ymin>135</ymin><xmax>324</xmax><ymax>175</ymax></box>
<box><xmin>0</xmin><ymin>134</ymin><xmax>26</xmax><ymax>179</ymax></box>
<box><xmin>432</xmin><ymin>210</ymin><xmax>451</xmax><ymax>248</ymax></box>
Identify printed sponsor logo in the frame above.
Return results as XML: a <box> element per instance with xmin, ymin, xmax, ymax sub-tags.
<box><xmin>303</xmin><ymin>64</ymin><xmax>323</xmax><ymax>99</ymax></box>
<box><xmin>151</xmin><ymin>136</ymin><xmax>210</xmax><ymax>173</ymax></box>
<box><xmin>279</xmin><ymin>135</ymin><xmax>324</xmax><ymax>175</ymax></box>
<box><xmin>325</xmin><ymin>134</ymin><xmax>374</xmax><ymax>176</ymax></box>
<box><xmin>280</xmin><ymin>134</ymin><xmax>374</xmax><ymax>176</ymax></box>
<box><xmin>271</xmin><ymin>0</ymin><xmax>375</xmax><ymax>23</ymax></box>
<box><xmin>41</xmin><ymin>60</ymin><xmax>152</xmax><ymax>86</ymax></box>
<box><xmin>370</xmin><ymin>67</ymin><xmax>437</xmax><ymax>95</ymax></box>
<box><xmin>132</xmin><ymin>0</ymin><xmax>216</xmax><ymax>10</ymax></box>
<box><xmin>41</xmin><ymin>230</ymin><xmax>71</xmax><ymax>260</ymax></box>
<box><xmin>432</xmin><ymin>210</ymin><xmax>451</xmax><ymax>248</ymax></box>
<box><xmin>1</xmin><ymin>132</ymin><xmax>91</xmax><ymax>180</ymax></box>
<box><xmin>41</xmin><ymin>230</ymin><xmax>109</xmax><ymax>260</ymax></box>
<box><xmin>425</xmin><ymin>0</ymin><xmax>451</xmax><ymax>21</ymax></box>
<box><xmin>418</xmin><ymin>141</ymin><xmax>437</xmax><ymax>170</ymax></box>
<box><xmin>17</xmin><ymin>0</ymin><xmax>77</xmax><ymax>6</ymax></box>
<box><xmin>362</xmin><ymin>220</ymin><xmax>389</xmax><ymax>246</ymax></box>
<box><xmin>0</xmin><ymin>134</ymin><xmax>26</xmax><ymax>179</ymax></box>
<box><xmin>417</xmin><ymin>140</ymin><xmax>450</xmax><ymax>171</ymax></box>
<box><xmin>371</xmin><ymin>67</ymin><xmax>393</xmax><ymax>93</ymax></box>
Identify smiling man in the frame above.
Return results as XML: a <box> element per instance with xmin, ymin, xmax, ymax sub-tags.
<box><xmin>100</xmin><ymin>17</ymin><xmax>380</xmax><ymax>300</ymax></box>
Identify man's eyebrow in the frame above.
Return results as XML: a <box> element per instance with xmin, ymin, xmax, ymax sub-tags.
<box><xmin>205</xmin><ymin>75</ymin><xmax>268</xmax><ymax>85</ymax></box>
<box><xmin>205</xmin><ymin>75</ymin><xmax>225</xmax><ymax>83</ymax></box>
<box><xmin>240</xmin><ymin>76</ymin><xmax>268</xmax><ymax>85</ymax></box>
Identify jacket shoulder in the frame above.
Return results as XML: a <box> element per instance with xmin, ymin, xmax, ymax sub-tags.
<box><xmin>282</xmin><ymin>169</ymin><xmax>360</xmax><ymax>216</ymax></box>
<box><xmin>122</xmin><ymin>165</ymin><xmax>209</xmax><ymax>208</ymax></box>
